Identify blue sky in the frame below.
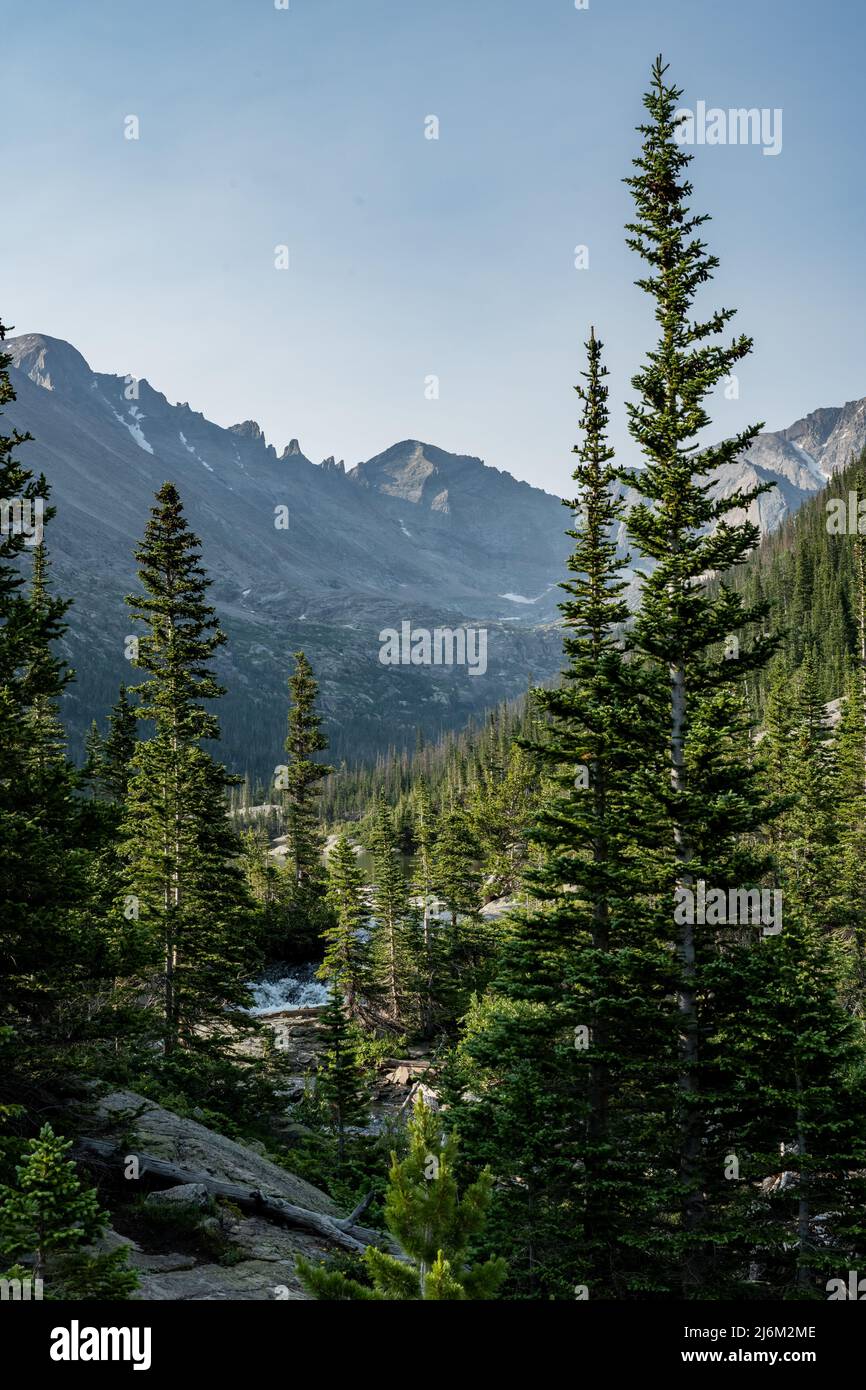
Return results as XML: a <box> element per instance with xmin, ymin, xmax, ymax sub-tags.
<box><xmin>2</xmin><ymin>0</ymin><xmax>863</xmax><ymax>494</ymax></box>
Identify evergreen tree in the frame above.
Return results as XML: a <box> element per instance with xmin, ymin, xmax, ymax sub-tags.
<box><xmin>412</xmin><ymin>778</ymin><xmax>436</xmax><ymax>948</ymax></box>
<box><xmin>741</xmin><ymin>678</ymin><xmax>866</xmax><ymax>1293</ymax></box>
<box><xmin>835</xmin><ymin>664</ymin><xmax>866</xmax><ymax>1000</ymax></box>
<box><xmin>751</xmin><ymin>917</ymin><xmax>866</xmax><ymax>1294</ymax></box>
<box><xmin>623</xmin><ymin>57</ymin><xmax>781</xmax><ymax>1293</ymax></box>
<box><xmin>297</xmin><ymin>1094</ymin><xmax>507</xmax><ymax>1299</ymax></box>
<box><xmin>0</xmin><ymin>1124</ymin><xmax>137</xmax><ymax>1299</ymax></box>
<box><xmin>369</xmin><ymin>790</ymin><xmax>418</xmax><ymax>1026</ymax></box>
<box><xmin>101</xmin><ymin>685</ymin><xmax>138</xmax><ymax>801</ymax></box>
<box><xmin>449</xmin><ymin>328</ymin><xmax>669</xmax><ymax>1297</ymax></box>
<box><xmin>316</xmin><ymin>986</ymin><xmax>369</xmax><ymax>1163</ymax></box>
<box><xmin>0</xmin><ymin>325</ymin><xmax>117</xmax><ymax>1091</ymax></box>
<box><xmin>410</xmin><ymin>781</ymin><xmax>445</xmax><ymax>1036</ymax></box>
<box><xmin>121</xmin><ymin>482</ymin><xmax>258</xmax><ymax>1052</ymax></box>
<box><xmin>431</xmin><ymin>804</ymin><xmax>493</xmax><ymax>1014</ymax></box>
<box><xmin>277</xmin><ymin>650</ymin><xmax>333</xmax><ymax>957</ymax></box>
<box><xmin>82</xmin><ymin>720</ymin><xmax>106</xmax><ymax>788</ymax></box>
<box><xmin>321</xmin><ymin>833</ymin><xmax>373</xmax><ymax>1018</ymax></box>
<box><xmin>470</xmin><ymin>741</ymin><xmax>537</xmax><ymax>897</ymax></box>
<box><xmin>238</xmin><ymin>824</ymin><xmax>285</xmax><ymax>961</ymax></box>
<box><xmin>21</xmin><ymin>541</ymin><xmax>69</xmax><ymax>778</ymax></box>
<box><xmin>83</xmin><ymin>686</ymin><xmax>138</xmax><ymax>801</ymax></box>
<box><xmin>432</xmin><ymin>805</ymin><xmax>482</xmax><ymax>930</ymax></box>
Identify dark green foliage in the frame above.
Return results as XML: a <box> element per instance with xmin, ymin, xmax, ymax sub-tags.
<box><xmin>0</xmin><ymin>1124</ymin><xmax>137</xmax><ymax>1299</ymax></box>
<box><xmin>282</xmin><ymin>649</ymin><xmax>332</xmax><ymax>885</ymax></box>
<box><xmin>120</xmin><ymin>482</ymin><xmax>259</xmax><ymax>1052</ymax></box>
<box><xmin>298</xmin><ymin>1094</ymin><xmax>507</xmax><ymax>1300</ymax></box>
<box><xmin>5</xmin><ymin>53</ymin><xmax>866</xmax><ymax>1308</ymax></box>
<box><xmin>272</xmin><ymin>650</ymin><xmax>334</xmax><ymax>959</ymax></box>
<box><xmin>321</xmin><ymin>833</ymin><xmax>374</xmax><ymax>1018</ymax></box>
<box><xmin>729</xmin><ymin>451</ymin><xmax>866</xmax><ymax>713</ymax></box>
<box><xmin>368</xmin><ymin>790</ymin><xmax>420</xmax><ymax>1026</ymax></box>
<box><xmin>448</xmin><ymin>328</ymin><xmax>671</xmax><ymax>1298</ymax></box>
<box><xmin>0</xmin><ymin>326</ymin><xmax>136</xmax><ymax>1093</ymax></box>
<box><xmin>100</xmin><ymin>686</ymin><xmax>138</xmax><ymax>801</ymax></box>
<box><xmin>622</xmin><ymin>57</ymin><xmax>785</xmax><ymax>1294</ymax></box>
<box><xmin>431</xmin><ymin>805</ymin><xmax>482</xmax><ymax>929</ymax></box>
<box><xmin>316</xmin><ymin>987</ymin><xmax>370</xmax><ymax>1162</ymax></box>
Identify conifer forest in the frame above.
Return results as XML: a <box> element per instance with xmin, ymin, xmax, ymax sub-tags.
<box><xmin>3</xmin><ymin>2</ymin><xmax>866</xmax><ymax>1367</ymax></box>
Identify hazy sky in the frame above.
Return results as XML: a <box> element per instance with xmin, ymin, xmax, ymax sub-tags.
<box><xmin>2</xmin><ymin>0</ymin><xmax>863</xmax><ymax>494</ymax></box>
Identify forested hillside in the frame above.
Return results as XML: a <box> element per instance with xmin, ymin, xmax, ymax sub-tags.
<box><xmin>731</xmin><ymin>448</ymin><xmax>866</xmax><ymax>712</ymax></box>
<box><xmin>3</xmin><ymin>59</ymin><xmax>866</xmax><ymax>1309</ymax></box>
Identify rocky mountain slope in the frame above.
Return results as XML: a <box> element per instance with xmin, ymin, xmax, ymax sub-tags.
<box><xmin>5</xmin><ymin>332</ymin><xmax>865</xmax><ymax>777</ymax></box>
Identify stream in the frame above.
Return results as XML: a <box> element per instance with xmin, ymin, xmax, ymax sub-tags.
<box><xmin>247</xmin><ymin>961</ymin><xmax>330</xmax><ymax>1015</ymax></box>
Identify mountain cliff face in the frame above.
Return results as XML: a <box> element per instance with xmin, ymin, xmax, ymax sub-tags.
<box><xmin>5</xmin><ymin>332</ymin><xmax>865</xmax><ymax>778</ymax></box>
<box><xmin>3</xmin><ymin>335</ymin><xmax>570</xmax><ymax>776</ymax></box>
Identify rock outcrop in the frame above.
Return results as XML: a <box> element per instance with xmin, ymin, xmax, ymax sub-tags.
<box><xmin>73</xmin><ymin>1088</ymin><xmax>350</xmax><ymax>1301</ymax></box>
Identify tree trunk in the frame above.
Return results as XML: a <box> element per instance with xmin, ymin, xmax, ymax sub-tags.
<box><xmin>671</xmin><ymin>658</ymin><xmax>704</xmax><ymax>1293</ymax></box>
<box><xmin>72</xmin><ymin>1138</ymin><xmax>398</xmax><ymax>1256</ymax></box>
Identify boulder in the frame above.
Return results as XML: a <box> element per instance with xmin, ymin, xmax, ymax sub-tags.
<box><xmin>74</xmin><ymin>1088</ymin><xmax>338</xmax><ymax>1216</ymax></box>
<box><xmin>145</xmin><ymin>1182</ymin><xmax>211</xmax><ymax>1209</ymax></box>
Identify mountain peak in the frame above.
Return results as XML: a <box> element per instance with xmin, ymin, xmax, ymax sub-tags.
<box><xmin>228</xmin><ymin>419</ymin><xmax>264</xmax><ymax>441</ymax></box>
<box><xmin>278</xmin><ymin>438</ymin><xmax>314</xmax><ymax>466</ymax></box>
<box><xmin>5</xmin><ymin>333</ymin><xmax>95</xmax><ymax>394</ymax></box>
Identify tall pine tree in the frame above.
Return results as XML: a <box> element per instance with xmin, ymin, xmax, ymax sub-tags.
<box><xmin>277</xmin><ymin>650</ymin><xmax>333</xmax><ymax>957</ymax></box>
<box><xmin>624</xmin><ymin>57</ymin><xmax>782</xmax><ymax>1293</ymax></box>
<box><xmin>121</xmin><ymin>482</ymin><xmax>258</xmax><ymax>1053</ymax></box>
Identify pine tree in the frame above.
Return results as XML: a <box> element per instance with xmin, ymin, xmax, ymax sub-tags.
<box><xmin>82</xmin><ymin>720</ymin><xmax>106</xmax><ymax>788</ymax></box>
<box><xmin>83</xmin><ymin>686</ymin><xmax>138</xmax><ymax>801</ymax></box>
<box><xmin>410</xmin><ymin>781</ymin><xmax>445</xmax><ymax>1036</ymax></box>
<box><xmin>277</xmin><ymin>651</ymin><xmax>333</xmax><ymax>957</ymax></box>
<box><xmin>430</xmin><ymin>804</ymin><xmax>493</xmax><ymax>1016</ymax></box>
<box><xmin>101</xmin><ymin>685</ymin><xmax>138</xmax><ymax>801</ymax></box>
<box><xmin>121</xmin><ymin>482</ymin><xmax>258</xmax><ymax>1052</ymax></box>
<box><xmin>740</xmin><ymin>678</ymin><xmax>866</xmax><ymax>1294</ymax></box>
<box><xmin>412</xmin><ymin>778</ymin><xmax>436</xmax><ymax>948</ymax></box>
<box><xmin>448</xmin><ymin>328</ymin><xmax>670</xmax><ymax>1297</ymax></box>
<box><xmin>623</xmin><ymin>57</ymin><xmax>782</xmax><ymax>1293</ymax></box>
<box><xmin>321</xmin><ymin>833</ymin><xmax>373</xmax><ymax>1018</ymax></box>
<box><xmin>835</xmin><ymin>664</ymin><xmax>866</xmax><ymax>1000</ymax></box>
<box><xmin>0</xmin><ymin>324</ymin><xmax>114</xmax><ymax>1090</ymax></box>
<box><xmin>0</xmin><ymin>1124</ymin><xmax>137</xmax><ymax>1298</ymax></box>
<box><xmin>432</xmin><ymin>805</ymin><xmax>482</xmax><ymax>931</ymax></box>
<box><xmin>369</xmin><ymin>789</ymin><xmax>418</xmax><ymax>1025</ymax></box>
<box><xmin>297</xmin><ymin>1094</ymin><xmax>507</xmax><ymax>1299</ymax></box>
<box><xmin>753</xmin><ymin>918</ymin><xmax>866</xmax><ymax>1295</ymax></box>
<box><xmin>769</xmin><ymin>656</ymin><xmax>843</xmax><ymax>939</ymax></box>
<box><xmin>470</xmin><ymin>741</ymin><xmax>537</xmax><ymax>897</ymax></box>
<box><xmin>315</xmin><ymin>986</ymin><xmax>369</xmax><ymax>1163</ymax></box>
<box><xmin>20</xmin><ymin>541</ymin><xmax>69</xmax><ymax>779</ymax></box>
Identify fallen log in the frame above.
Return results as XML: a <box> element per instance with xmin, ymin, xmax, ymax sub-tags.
<box><xmin>72</xmin><ymin>1137</ymin><xmax>389</xmax><ymax>1256</ymax></box>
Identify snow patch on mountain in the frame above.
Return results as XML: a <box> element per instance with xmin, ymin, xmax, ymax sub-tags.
<box><xmin>111</xmin><ymin>406</ymin><xmax>154</xmax><ymax>454</ymax></box>
<box><xmin>499</xmin><ymin>583</ymin><xmax>558</xmax><ymax>605</ymax></box>
<box><xmin>179</xmin><ymin>431</ymin><xmax>214</xmax><ymax>472</ymax></box>
<box><xmin>790</xmin><ymin>441</ymin><xmax>830</xmax><ymax>484</ymax></box>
